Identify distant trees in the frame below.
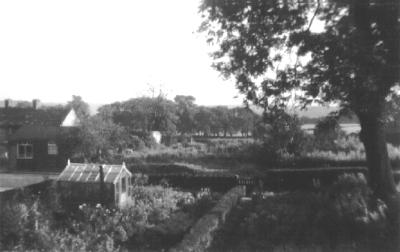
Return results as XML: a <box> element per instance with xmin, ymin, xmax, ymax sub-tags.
<box><xmin>174</xmin><ymin>95</ymin><xmax>196</xmax><ymax>134</ymax></box>
<box><xmin>98</xmin><ymin>95</ymin><xmax>178</xmax><ymax>134</ymax></box>
<box><xmin>76</xmin><ymin>115</ymin><xmax>129</xmax><ymax>160</ymax></box>
<box><xmin>42</xmin><ymin>94</ymin><xmax>260</xmax><ymax>160</ymax></box>
<box><xmin>67</xmin><ymin>95</ymin><xmax>90</xmax><ymax>120</ymax></box>
<box><xmin>97</xmin><ymin>95</ymin><xmax>260</xmax><ymax>138</ymax></box>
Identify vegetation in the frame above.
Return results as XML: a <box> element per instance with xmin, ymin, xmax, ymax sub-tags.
<box><xmin>210</xmin><ymin>174</ymin><xmax>391</xmax><ymax>251</ymax></box>
<box><xmin>199</xmin><ymin>0</ymin><xmax>400</xmax><ymax>243</ymax></box>
<box><xmin>0</xmin><ymin>180</ymin><xmax>221</xmax><ymax>251</ymax></box>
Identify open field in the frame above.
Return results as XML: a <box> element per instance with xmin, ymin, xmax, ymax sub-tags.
<box><xmin>302</xmin><ymin>123</ymin><xmax>361</xmax><ymax>134</ymax></box>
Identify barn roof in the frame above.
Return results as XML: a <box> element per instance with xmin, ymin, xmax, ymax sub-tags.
<box><xmin>57</xmin><ymin>161</ymin><xmax>131</xmax><ymax>184</ymax></box>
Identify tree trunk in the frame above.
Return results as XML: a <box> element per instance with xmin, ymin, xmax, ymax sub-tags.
<box><xmin>358</xmin><ymin>113</ymin><xmax>400</xmax><ymax>248</ymax></box>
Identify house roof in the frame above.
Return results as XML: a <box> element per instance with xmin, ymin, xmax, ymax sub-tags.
<box><xmin>0</xmin><ymin>107</ymin><xmax>70</xmax><ymax>127</ymax></box>
<box><xmin>9</xmin><ymin>125</ymin><xmax>62</xmax><ymax>141</ymax></box>
<box><xmin>57</xmin><ymin>162</ymin><xmax>131</xmax><ymax>184</ymax></box>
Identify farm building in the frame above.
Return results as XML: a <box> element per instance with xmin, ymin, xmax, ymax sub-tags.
<box><xmin>57</xmin><ymin>161</ymin><xmax>132</xmax><ymax>208</ymax></box>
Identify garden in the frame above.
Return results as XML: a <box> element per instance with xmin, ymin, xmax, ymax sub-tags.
<box><xmin>0</xmin><ymin>175</ymin><xmax>222</xmax><ymax>252</ymax></box>
<box><xmin>209</xmin><ymin>174</ymin><xmax>393</xmax><ymax>252</ymax></box>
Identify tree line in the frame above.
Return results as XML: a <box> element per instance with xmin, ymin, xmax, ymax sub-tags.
<box><xmin>63</xmin><ymin>94</ymin><xmax>260</xmax><ymax>159</ymax></box>
<box><xmin>96</xmin><ymin>94</ymin><xmax>260</xmax><ymax>137</ymax></box>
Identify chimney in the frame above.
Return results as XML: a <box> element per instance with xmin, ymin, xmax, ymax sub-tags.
<box><xmin>4</xmin><ymin>99</ymin><xmax>10</xmax><ymax>109</ymax></box>
<box><xmin>32</xmin><ymin>99</ymin><xmax>39</xmax><ymax>109</ymax></box>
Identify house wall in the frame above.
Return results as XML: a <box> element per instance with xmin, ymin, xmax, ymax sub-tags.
<box><xmin>10</xmin><ymin>139</ymin><xmax>69</xmax><ymax>171</ymax></box>
<box><xmin>0</xmin><ymin>128</ymin><xmax>7</xmax><ymax>144</ymax></box>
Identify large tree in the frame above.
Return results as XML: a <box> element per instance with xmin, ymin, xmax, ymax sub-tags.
<box><xmin>174</xmin><ymin>95</ymin><xmax>197</xmax><ymax>134</ymax></box>
<box><xmin>200</xmin><ymin>0</ymin><xmax>400</xmax><ymax>242</ymax></box>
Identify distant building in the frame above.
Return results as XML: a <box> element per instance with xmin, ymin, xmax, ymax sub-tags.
<box><xmin>57</xmin><ymin>161</ymin><xmax>132</xmax><ymax>208</ymax></box>
<box><xmin>151</xmin><ymin>131</ymin><xmax>162</xmax><ymax>144</ymax></box>
<box><xmin>0</xmin><ymin>99</ymin><xmax>80</xmax><ymax>171</ymax></box>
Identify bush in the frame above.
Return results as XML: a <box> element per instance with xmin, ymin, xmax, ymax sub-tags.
<box><xmin>314</xmin><ymin>116</ymin><xmax>346</xmax><ymax>151</ymax></box>
<box><xmin>254</xmin><ymin>111</ymin><xmax>309</xmax><ymax>161</ymax></box>
<box><xmin>128</xmin><ymin>135</ymin><xmax>146</xmax><ymax>151</ymax></box>
<box><xmin>324</xmin><ymin>173</ymin><xmax>385</xmax><ymax>224</ymax></box>
<box><xmin>216</xmin><ymin>175</ymin><xmax>390</xmax><ymax>251</ymax></box>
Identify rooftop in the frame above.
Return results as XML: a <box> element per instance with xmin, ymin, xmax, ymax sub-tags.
<box><xmin>0</xmin><ymin>107</ymin><xmax>70</xmax><ymax>127</ymax></box>
<box><xmin>57</xmin><ymin>162</ymin><xmax>131</xmax><ymax>184</ymax></box>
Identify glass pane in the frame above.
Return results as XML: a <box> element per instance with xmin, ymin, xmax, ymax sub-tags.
<box><xmin>106</xmin><ymin>172</ymin><xmax>119</xmax><ymax>183</ymax></box>
<box><xmin>18</xmin><ymin>145</ymin><xmax>25</xmax><ymax>158</ymax></box>
<box><xmin>26</xmin><ymin>145</ymin><xmax>33</xmax><ymax>157</ymax></box>
<box><xmin>48</xmin><ymin>143</ymin><xmax>58</xmax><ymax>155</ymax></box>
<box><xmin>121</xmin><ymin>177</ymin><xmax>126</xmax><ymax>193</ymax></box>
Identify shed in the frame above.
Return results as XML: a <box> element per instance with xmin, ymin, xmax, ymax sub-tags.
<box><xmin>57</xmin><ymin>161</ymin><xmax>132</xmax><ymax>208</ymax></box>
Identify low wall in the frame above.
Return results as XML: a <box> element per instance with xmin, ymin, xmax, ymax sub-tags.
<box><xmin>170</xmin><ymin>185</ymin><xmax>246</xmax><ymax>252</ymax></box>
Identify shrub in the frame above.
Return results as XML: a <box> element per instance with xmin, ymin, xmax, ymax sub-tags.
<box><xmin>255</xmin><ymin>111</ymin><xmax>308</xmax><ymax>161</ymax></box>
<box><xmin>323</xmin><ymin>174</ymin><xmax>387</xmax><ymax>226</ymax></box>
<box><xmin>314</xmin><ymin>116</ymin><xmax>346</xmax><ymax>151</ymax></box>
<box><xmin>128</xmin><ymin>135</ymin><xmax>146</xmax><ymax>151</ymax></box>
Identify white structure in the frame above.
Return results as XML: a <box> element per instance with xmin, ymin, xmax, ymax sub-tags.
<box><xmin>61</xmin><ymin>109</ymin><xmax>81</xmax><ymax>127</ymax></box>
<box><xmin>151</xmin><ymin>131</ymin><xmax>162</xmax><ymax>144</ymax></box>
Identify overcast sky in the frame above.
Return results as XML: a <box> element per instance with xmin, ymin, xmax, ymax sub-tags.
<box><xmin>0</xmin><ymin>0</ymin><xmax>244</xmax><ymax>106</ymax></box>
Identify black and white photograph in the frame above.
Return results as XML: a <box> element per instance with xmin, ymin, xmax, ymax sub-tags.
<box><xmin>0</xmin><ymin>0</ymin><xmax>399</xmax><ymax>251</ymax></box>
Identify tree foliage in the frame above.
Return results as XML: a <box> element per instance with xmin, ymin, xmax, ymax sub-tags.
<box><xmin>200</xmin><ymin>0</ymin><xmax>399</xmax><ymax>195</ymax></box>
<box><xmin>97</xmin><ymin>95</ymin><xmax>260</xmax><ymax>138</ymax></box>
<box><xmin>67</xmin><ymin>95</ymin><xmax>90</xmax><ymax>120</ymax></box>
<box><xmin>200</xmin><ymin>0</ymin><xmax>400</xmax><ymax>244</ymax></box>
<box><xmin>200</xmin><ymin>0</ymin><xmax>399</xmax><ymax>112</ymax></box>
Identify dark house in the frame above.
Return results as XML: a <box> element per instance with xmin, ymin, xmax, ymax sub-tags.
<box><xmin>0</xmin><ymin>99</ymin><xmax>80</xmax><ymax>171</ymax></box>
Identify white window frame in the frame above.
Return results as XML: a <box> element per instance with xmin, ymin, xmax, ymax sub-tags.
<box><xmin>48</xmin><ymin>141</ymin><xmax>58</xmax><ymax>155</ymax></box>
<box><xmin>17</xmin><ymin>142</ymin><xmax>33</xmax><ymax>159</ymax></box>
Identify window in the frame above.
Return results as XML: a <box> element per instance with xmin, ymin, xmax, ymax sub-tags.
<box><xmin>17</xmin><ymin>142</ymin><xmax>33</xmax><ymax>159</ymax></box>
<box><xmin>48</xmin><ymin>142</ymin><xmax>58</xmax><ymax>155</ymax></box>
<box><xmin>121</xmin><ymin>177</ymin><xmax>126</xmax><ymax>193</ymax></box>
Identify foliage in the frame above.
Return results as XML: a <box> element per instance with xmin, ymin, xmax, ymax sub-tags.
<box><xmin>174</xmin><ymin>95</ymin><xmax>197</xmax><ymax>134</ymax></box>
<box><xmin>0</xmin><ymin>179</ymin><xmax>219</xmax><ymax>251</ymax></box>
<box><xmin>99</xmin><ymin>95</ymin><xmax>178</xmax><ymax>135</ymax></box>
<box><xmin>200</xmin><ymin>0</ymin><xmax>399</xmax><ymax>113</ymax></box>
<box><xmin>255</xmin><ymin>111</ymin><xmax>308</xmax><ymax>159</ymax></box>
<box><xmin>199</xmin><ymin>0</ymin><xmax>400</xmax><ymax>211</ymax></box>
<box><xmin>314</xmin><ymin>116</ymin><xmax>346</xmax><ymax>151</ymax></box>
<box><xmin>211</xmin><ymin>175</ymin><xmax>391</xmax><ymax>251</ymax></box>
<box><xmin>67</xmin><ymin>95</ymin><xmax>90</xmax><ymax>120</ymax></box>
<box><xmin>76</xmin><ymin>115</ymin><xmax>130</xmax><ymax>160</ymax></box>
<box><xmin>325</xmin><ymin>174</ymin><xmax>386</xmax><ymax>225</ymax></box>
<box><xmin>97</xmin><ymin>95</ymin><xmax>260</xmax><ymax>139</ymax></box>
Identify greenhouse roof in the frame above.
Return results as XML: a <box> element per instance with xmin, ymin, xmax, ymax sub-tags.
<box><xmin>57</xmin><ymin>161</ymin><xmax>131</xmax><ymax>184</ymax></box>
